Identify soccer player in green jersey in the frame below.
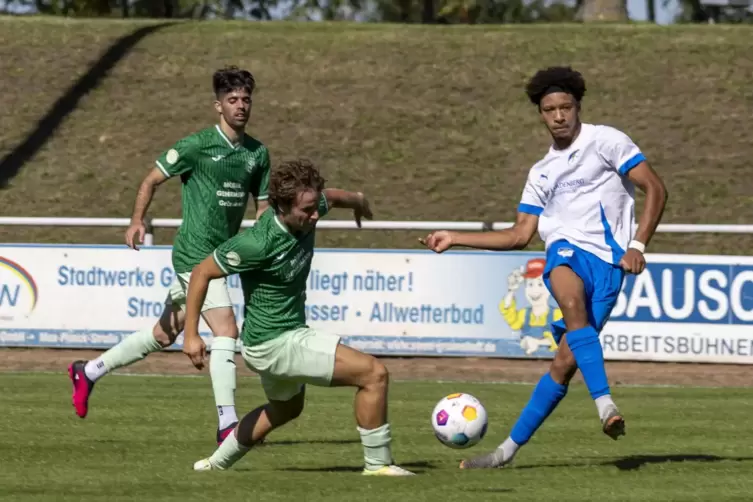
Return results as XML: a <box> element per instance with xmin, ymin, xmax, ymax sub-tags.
<box><xmin>68</xmin><ymin>66</ymin><xmax>268</xmax><ymax>445</ymax></box>
<box><xmin>182</xmin><ymin>159</ymin><xmax>414</xmax><ymax>476</ymax></box>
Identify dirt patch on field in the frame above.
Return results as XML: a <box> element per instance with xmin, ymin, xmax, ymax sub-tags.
<box><xmin>1</xmin><ymin>348</ymin><xmax>752</xmax><ymax>387</ymax></box>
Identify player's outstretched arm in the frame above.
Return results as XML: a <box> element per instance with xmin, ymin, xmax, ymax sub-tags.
<box><xmin>419</xmin><ymin>212</ymin><xmax>539</xmax><ymax>254</ymax></box>
<box><xmin>125</xmin><ymin>167</ymin><xmax>169</xmax><ymax>250</ymax></box>
<box><xmin>323</xmin><ymin>188</ymin><xmax>373</xmax><ymax>227</ymax></box>
<box><xmin>620</xmin><ymin>162</ymin><xmax>668</xmax><ymax>273</ymax></box>
<box><xmin>183</xmin><ymin>256</ymin><xmax>227</xmax><ymax>370</ymax></box>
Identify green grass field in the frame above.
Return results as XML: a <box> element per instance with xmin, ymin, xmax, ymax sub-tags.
<box><xmin>1</xmin><ymin>18</ymin><xmax>752</xmax><ymax>254</ymax></box>
<box><xmin>2</xmin><ymin>372</ymin><xmax>753</xmax><ymax>501</ymax></box>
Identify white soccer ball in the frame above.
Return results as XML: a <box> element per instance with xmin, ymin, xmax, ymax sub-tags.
<box><xmin>431</xmin><ymin>392</ymin><xmax>488</xmax><ymax>449</ymax></box>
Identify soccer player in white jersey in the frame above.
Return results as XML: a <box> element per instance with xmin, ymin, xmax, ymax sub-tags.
<box><xmin>420</xmin><ymin>66</ymin><xmax>668</xmax><ymax>469</ymax></box>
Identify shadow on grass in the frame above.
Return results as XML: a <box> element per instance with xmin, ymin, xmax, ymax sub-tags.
<box><xmin>608</xmin><ymin>453</ymin><xmax>753</xmax><ymax>471</ymax></box>
<box><xmin>467</xmin><ymin>488</ymin><xmax>515</xmax><ymax>493</ymax></box>
<box><xmin>513</xmin><ymin>453</ymin><xmax>753</xmax><ymax>471</ymax></box>
<box><xmin>277</xmin><ymin>460</ymin><xmax>436</xmax><ymax>473</ymax></box>
<box><xmin>0</xmin><ymin>22</ymin><xmax>177</xmax><ymax>189</ymax></box>
<box><xmin>261</xmin><ymin>438</ymin><xmax>361</xmax><ymax>446</ymax></box>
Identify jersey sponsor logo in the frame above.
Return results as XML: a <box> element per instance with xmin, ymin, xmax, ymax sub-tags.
<box><xmin>225</xmin><ymin>252</ymin><xmax>241</xmax><ymax>267</ymax></box>
<box><xmin>552</xmin><ymin>178</ymin><xmax>586</xmax><ymax>194</ymax></box>
<box><xmin>216</xmin><ymin>180</ymin><xmax>246</xmax><ymax>208</ymax></box>
<box><xmin>166</xmin><ymin>149</ymin><xmax>179</xmax><ymax>165</ymax></box>
<box><xmin>283</xmin><ymin>248</ymin><xmax>312</xmax><ymax>280</ymax></box>
<box><xmin>216</xmin><ymin>190</ymin><xmax>245</xmax><ymax>198</ymax></box>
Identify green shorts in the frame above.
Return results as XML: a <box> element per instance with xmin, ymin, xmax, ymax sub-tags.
<box><xmin>165</xmin><ymin>271</ymin><xmax>233</xmax><ymax>313</ymax></box>
<box><xmin>241</xmin><ymin>327</ymin><xmax>341</xmax><ymax>402</ymax></box>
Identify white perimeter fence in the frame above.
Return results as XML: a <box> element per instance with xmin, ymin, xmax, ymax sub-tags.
<box><xmin>2</xmin><ymin>217</ymin><xmax>753</xmax><ymax>245</ymax></box>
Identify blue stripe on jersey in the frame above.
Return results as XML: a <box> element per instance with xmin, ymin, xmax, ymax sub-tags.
<box><xmin>599</xmin><ymin>203</ymin><xmax>625</xmax><ymax>264</ymax></box>
<box><xmin>618</xmin><ymin>152</ymin><xmax>646</xmax><ymax>176</ymax></box>
<box><xmin>518</xmin><ymin>203</ymin><xmax>543</xmax><ymax>216</ymax></box>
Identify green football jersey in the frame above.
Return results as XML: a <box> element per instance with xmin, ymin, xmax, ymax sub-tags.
<box><xmin>155</xmin><ymin>125</ymin><xmax>271</xmax><ymax>273</ymax></box>
<box><xmin>212</xmin><ymin>194</ymin><xmax>330</xmax><ymax>346</ymax></box>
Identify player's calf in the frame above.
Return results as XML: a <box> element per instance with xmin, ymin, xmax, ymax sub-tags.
<box><xmin>548</xmin><ymin>340</ymin><xmax>577</xmax><ymax>385</ymax></box>
<box><xmin>552</xmin><ymin>329</ymin><xmax>623</xmax><ymax>437</ymax></box>
<box><xmin>331</xmin><ymin>345</ymin><xmax>388</xmax><ymax>426</ymax></box>
<box><xmin>203</xmin><ymin>307</ymin><xmax>241</xmax><ymax>442</ymax></box>
<box><xmin>152</xmin><ymin>311</ymin><xmax>184</xmax><ymax>346</ymax></box>
<box><xmin>549</xmin><ymin>267</ymin><xmax>620</xmax><ymax>431</ymax></box>
<box><xmin>330</xmin><ymin>345</ymin><xmax>413</xmax><ymax>475</ymax></box>
<box><xmin>566</xmin><ymin>325</ymin><xmax>625</xmax><ymax>437</ymax></box>
<box><xmin>246</xmin><ymin>392</ymin><xmax>306</xmax><ymax>445</ymax></box>
<box><xmin>462</xmin><ymin>343</ymin><xmax>576</xmax><ymax>470</ymax></box>
<box><xmin>196</xmin><ymin>391</ymin><xmax>304</xmax><ymax>471</ymax></box>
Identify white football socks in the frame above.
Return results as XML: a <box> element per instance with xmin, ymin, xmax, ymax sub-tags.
<box><xmin>595</xmin><ymin>394</ymin><xmax>616</xmax><ymax>422</ymax></box>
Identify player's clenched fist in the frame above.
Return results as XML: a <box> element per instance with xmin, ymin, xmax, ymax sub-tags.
<box><xmin>419</xmin><ymin>230</ymin><xmax>455</xmax><ymax>253</ymax></box>
<box><xmin>619</xmin><ymin>248</ymin><xmax>646</xmax><ymax>275</ymax></box>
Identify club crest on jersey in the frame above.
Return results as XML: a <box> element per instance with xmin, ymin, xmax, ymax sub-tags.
<box><xmin>225</xmin><ymin>251</ymin><xmax>241</xmax><ymax>267</ymax></box>
<box><xmin>246</xmin><ymin>157</ymin><xmax>256</xmax><ymax>173</ymax></box>
<box><xmin>166</xmin><ymin>149</ymin><xmax>179</xmax><ymax>165</ymax></box>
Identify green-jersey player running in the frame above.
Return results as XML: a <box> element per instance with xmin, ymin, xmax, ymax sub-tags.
<box><xmin>68</xmin><ymin>66</ymin><xmax>269</xmax><ymax>446</ymax></box>
<box><xmin>183</xmin><ymin>159</ymin><xmax>414</xmax><ymax>476</ymax></box>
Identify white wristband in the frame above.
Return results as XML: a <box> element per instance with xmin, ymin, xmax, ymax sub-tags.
<box><xmin>628</xmin><ymin>240</ymin><xmax>646</xmax><ymax>253</ymax></box>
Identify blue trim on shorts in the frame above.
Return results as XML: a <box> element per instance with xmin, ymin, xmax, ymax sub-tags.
<box><xmin>543</xmin><ymin>240</ymin><xmax>625</xmax><ymax>342</ymax></box>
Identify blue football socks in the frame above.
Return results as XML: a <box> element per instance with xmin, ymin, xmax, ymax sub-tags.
<box><xmin>567</xmin><ymin>325</ymin><xmax>610</xmax><ymax>399</ymax></box>
<box><xmin>509</xmin><ymin>372</ymin><xmax>568</xmax><ymax>446</ymax></box>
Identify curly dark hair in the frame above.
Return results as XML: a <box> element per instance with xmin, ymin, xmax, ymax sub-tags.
<box><xmin>268</xmin><ymin>159</ymin><xmax>327</xmax><ymax>211</ymax></box>
<box><xmin>212</xmin><ymin>65</ymin><xmax>256</xmax><ymax>98</ymax></box>
<box><xmin>525</xmin><ymin>66</ymin><xmax>586</xmax><ymax>107</ymax></box>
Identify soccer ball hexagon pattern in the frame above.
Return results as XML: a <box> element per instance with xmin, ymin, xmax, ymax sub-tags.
<box><xmin>431</xmin><ymin>393</ymin><xmax>488</xmax><ymax>449</ymax></box>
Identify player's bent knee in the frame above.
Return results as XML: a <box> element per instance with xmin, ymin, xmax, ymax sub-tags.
<box><xmin>285</xmin><ymin>397</ymin><xmax>305</xmax><ymax>420</ymax></box>
<box><xmin>268</xmin><ymin>389</ymin><xmax>305</xmax><ymax>423</ymax></box>
<box><xmin>152</xmin><ymin>325</ymin><xmax>178</xmax><ymax>347</ymax></box>
<box><xmin>549</xmin><ymin>341</ymin><xmax>577</xmax><ymax>384</ymax></box>
<box><xmin>550</xmin><ymin>353</ymin><xmax>576</xmax><ymax>380</ymax></box>
<box><xmin>559</xmin><ymin>300</ymin><xmax>589</xmax><ymax>331</ymax></box>
<box><xmin>558</xmin><ymin>295</ymin><xmax>583</xmax><ymax>314</ymax></box>
<box><xmin>152</xmin><ymin>330</ymin><xmax>173</xmax><ymax>347</ymax></box>
<box><xmin>211</xmin><ymin>320</ymin><xmax>238</xmax><ymax>339</ymax></box>
<box><xmin>366</xmin><ymin>359</ymin><xmax>389</xmax><ymax>390</ymax></box>
<box><xmin>331</xmin><ymin>345</ymin><xmax>389</xmax><ymax>390</ymax></box>
<box><xmin>202</xmin><ymin>307</ymin><xmax>239</xmax><ymax>339</ymax></box>
<box><xmin>153</xmin><ymin>306</ymin><xmax>183</xmax><ymax>347</ymax></box>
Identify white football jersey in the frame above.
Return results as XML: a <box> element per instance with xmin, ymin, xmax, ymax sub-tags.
<box><xmin>518</xmin><ymin>123</ymin><xmax>646</xmax><ymax>265</ymax></box>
